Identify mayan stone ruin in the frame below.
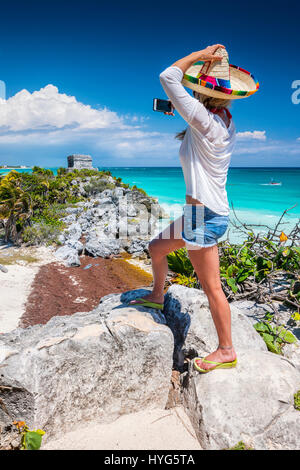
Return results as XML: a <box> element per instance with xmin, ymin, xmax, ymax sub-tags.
<box><xmin>67</xmin><ymin>154</ymin><xmax>98</xmax><ymax>172</ymax></box>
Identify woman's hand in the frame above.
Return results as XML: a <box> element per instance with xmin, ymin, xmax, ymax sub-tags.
<box><xmin>198</xmin><ymin>44</ymin><xmax>225</xmax><ymax>62</ymax></box>
<box><xmin>163</xmin><ymin>102</ymin><xmax>175</xmax><ymax>116</ymax></box>
<box><xmin>172</xmin><ymin>44</ymin><xmax>225</xmax><ymax>75</ymax></box>
<box><xmin>164</xmin><ymin>110</ymin><xmax>175</xmax><ymax>116</ymax></box>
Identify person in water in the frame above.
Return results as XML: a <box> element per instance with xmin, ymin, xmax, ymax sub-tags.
<box><xmin>130</xmin><ymin>44</ymin><xmax>259</xmax><ymax>373</ymax></box>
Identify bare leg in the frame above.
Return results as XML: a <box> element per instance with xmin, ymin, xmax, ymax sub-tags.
<box><xmin>130</xmin><ymin>216</ymin><xmax>185</xmax><ymax>305</ymax></box>
<box><xmin>188</xmin><ymin>244</ymin><xmax>236</xmax><ymax>370</ymax></box>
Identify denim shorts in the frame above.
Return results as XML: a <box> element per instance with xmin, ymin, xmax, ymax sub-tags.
<box><xmin>182</xmin><ymin>204</ymin><xmax>229</xmax><ymax>248</ymax></box>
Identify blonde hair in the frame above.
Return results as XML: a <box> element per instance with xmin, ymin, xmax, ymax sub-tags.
<box><xmin>175</xmin><ymin>92</ymin><xmax>232</xmax><ymax>141</ymax></box>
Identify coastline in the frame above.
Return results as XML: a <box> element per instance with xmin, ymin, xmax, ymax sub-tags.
<box><xmin>1</xmin><ymin>166</ymin><xmax>299</xmax><ymax>245</ymax></box>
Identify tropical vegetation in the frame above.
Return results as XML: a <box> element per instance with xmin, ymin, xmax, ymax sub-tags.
<box><xmin>0</xmin><ymin>167</ymin><xmax>148</xmax><ymax>245</ymax></box>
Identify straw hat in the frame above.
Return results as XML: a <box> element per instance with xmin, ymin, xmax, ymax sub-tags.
<box><xmin>182</xmin><ymin>47</ymin><xmax>259</xmax><ymax>100</ymax></box>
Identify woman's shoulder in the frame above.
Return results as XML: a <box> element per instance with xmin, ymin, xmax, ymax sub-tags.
<box><xmin>190</xmin><ymin>115</ymin><xmax>235</xmax><ymax>147</ymax></box>
<box><xmin>212</xmin><ymin>113</ymin><xmax>235</xmax><ymax>138</ymax></box>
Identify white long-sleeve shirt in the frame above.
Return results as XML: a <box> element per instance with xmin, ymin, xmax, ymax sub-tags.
<box><xmin>159</xmin><ymin>65</ymin><xmax>236</xmax><ymax>216</ymax></box>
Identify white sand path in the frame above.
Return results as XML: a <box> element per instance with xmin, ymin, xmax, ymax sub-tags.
<box><xmin>42</xmin><ymin>407</ymin><xmax>201</xmax><ymax>450</ymax></box>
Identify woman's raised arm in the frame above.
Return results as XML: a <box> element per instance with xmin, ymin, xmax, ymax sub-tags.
<box><xmin>159</xmin><ymin>45</ymin><xmax>224</xmax><ymax>130</ymax></box>
<box><xmin>172</xmin><ymin>45</ymin><xmax>224</xmax><ymax>74</ymax></box>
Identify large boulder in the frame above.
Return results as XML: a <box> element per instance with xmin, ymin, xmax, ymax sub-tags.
<box><xmin>54</xmin><ymin>245</ymin><xmax>80</xmax><ymax>267</ymax></box>
<box><xmin>163</xmin><ymin>285</ymin><xmax>267</xmax><ymax>367</ymax></box>
<box><xmin>65</xmin><ymin>239</ymin><xmax>83</xmax><ymax>254</ymax></box>
<box><xmin>0</xmin><ymin>289</ymin><xmax>173</xmax><ymax>439</ymax></box>
<box><xmin>0</xmin><ymin>402</ymin><xmax>21</xmax><ymax>450</ymax></box>
<box><xmin>183</xmin><ymin>350</ymin><xmax>300</xmax><ymax>450</ymax></box>
<box><xmin>0</xmin><ymin>264</ymin><xmax>8</xmax><ymax>273</ymax></box>
<box><xmin>85</xmin><ymin>237</ymin><xmax>122</xmax><ymax>258</ymax></box>
<box><xmin>65</xmin><ymin>222</ymin><xmax>82</xmax><ymax>242</ymax></box>
<box><xmin>126</xmin><ymin>238</ymin><xmax>149</xmax><ymax>256</ymax></box>
<box><xmin>282</xmin><ymin>343</ymin><xmax>300</xmax><ymax>371</ymax></box>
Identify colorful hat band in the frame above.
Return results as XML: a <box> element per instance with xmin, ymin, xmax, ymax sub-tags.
<box><xmin>183</xmin><ymin>63</ymin><xmax>259</xmax><ymax>97</ymax></box>
<box><xmin>199</xmin><ymin>75</ymin><xmax>232</xmax><ymax>89</ymax></box>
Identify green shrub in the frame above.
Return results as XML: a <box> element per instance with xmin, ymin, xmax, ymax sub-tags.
<box><xmin>294</xmin><ymin>390</ymin><xmax>300</xmax><ymax>411</ymax></box>
<box><xmin>57</xmin><ymin>167</ymin><xmax>68</xmax><ymax>176</ymax></box>
<box><xmin>33</xmin><ymin>203</ymin><xmax>68</xmax><ymax>228</ymax></box>
<box><xmin>23</xmin><ymin>222</ymin><xmax>62</xmax><ymax>245</ymax></box>
<box><xmin>0</xmin><ymin>168</ymin><xmax>116</xmax><ymax>243</ymax></box>
<box><xmin>131</xmin><ymin>185</ymin><xmax>148</xmax><ymax>196</ymax></box>
<box><xmin>13</xmin><ymin>421</ymin><xmax>45</xmax><ymax>450</ymax></box>
<box><xmin>114</xmin><ymin>177</ymin><xmax>123</xmax><ymax>186</ymax></box>
<box><xmin>254</xmin><ymin>322</ymin><xmax>297</xmax><ymax>354</ymax></box>
<box><xmin>219</xmin><ymin>240</ymin><xmax>300</xmax><ymax>295</ymax></box>
<box><xmin>32</xmin><ymin>166</ymin><xmax>54</xmax><ymax>177</ymax></box>
<box><xmin>172</xmin><ymin>274</ymin><xmax>198</xmax><ymax>288</ymax></box>
<box><xmin>167</xmin><ymin>248</ymin><xmax>194</xmax><ymax>276</ymax></box>
<box><xmin>227</xmin><ymin>441</ymin><xmax>253</xmax><ymax>450</ymax></box>
<box><xmin>83</xmin><ymin>178</ymin><xmax>115</xmax><ymax>196</ymax></box>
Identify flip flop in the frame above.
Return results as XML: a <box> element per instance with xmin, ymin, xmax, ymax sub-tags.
<box><xmin>129</xmin><ymin>298</ymin><xmax>164</xmax><ymax>311</ymax></box>
<box><xmin>193</xmin><ymin>357</ymin><xmax>237</xmax><ymax>373</ymax></box>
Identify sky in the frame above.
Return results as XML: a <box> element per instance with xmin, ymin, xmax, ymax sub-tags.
<box><xmin>0</xmin><ymin>0</ymin><xmax>299</xmax><ymax>168</ymax></box>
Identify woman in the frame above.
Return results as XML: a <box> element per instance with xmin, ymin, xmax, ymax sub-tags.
<box><xmin>130</xmin><ymin>44</ymin><xmax>259</xmax><ymax>373</ymax></box>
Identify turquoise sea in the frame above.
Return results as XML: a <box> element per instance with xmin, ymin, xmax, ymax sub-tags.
<box><xmin>1</xmin><ymin>167</ymin><xmax>299</xmax><ymax>243</ymax></box>
<box><xmin>100</xmin><ymin>167</ymin><xmax>300</xmax><ymax>241</ymax></box>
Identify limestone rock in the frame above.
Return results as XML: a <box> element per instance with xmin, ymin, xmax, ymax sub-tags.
<box><xmin>55</xmin><ymin>182</ymin><xmax>166</xmax><ymax>264</ymax></box>
<box><xmin>85</xmin><ymin>237</ymin><xmax>121</xmax><ymax>258</ymax></box>
<box><xmin>62</xmin><ymin>214</ymin><xmax>76</xmax><ymax>225</ymax></box>
<box><xmin>65</xmin><ymin>222</ymin><xmax>82</xmax><ymax>241</ymax></box>
<box><xmin>183</xmin><ymin>350</ymin><xmax>300</xmax><ymax>450</ymax></box>
<box><xmin>0</xmin><ymin>415</ymin><xmax>21</xmax><ymax>450</ymax></box>
<box><xmin>0</xmin><ymin>293</ymin><xmax>173</xmax><ymax>438</ymax></box>
<box><xmin>65</xmin><ymin>239</ymin><xmax>84</xmax><ymax>254</ymax></box>
<box><xmin>126</xmin><ymin>238</ymin><xmax>149</xmax><ymax>255</ymax></box>
<box><xmin>55</xmin><ymin>245</ymin><xmax>80</xmax><ymax>267</ymax></box>
<box><xmin>282</xmin><ymin>343</ymin><xmax>300</xmax><ymax>371</ymax></box>
<box><xmin>0</xmin><ymin>264</ymin><xmax>8</xmax><ymax>273</ymax></box>
<box><xmin>163</xmin><ymin>285</ymin><xmax>267</xmax><ymax>367</ymax></box>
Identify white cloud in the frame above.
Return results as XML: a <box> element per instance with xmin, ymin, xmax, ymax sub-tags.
<box><xmin>236</xmin><ymin>130</ymin><xmax>267</xmax><ymax>141</ymax></box>
<box><xmin>3</xmin><ymin>85</ymin><xmax>298</xmax><ymax>167</ymax></box>
<box><xmin>0</xmin><ymin>84</ymin><xmax>180</xmax><ymax>162</ymax></box>
<box><xmin>0</xmin><ymin>85</ymin><xmax>124</xmax><ymax>132</ymax></box>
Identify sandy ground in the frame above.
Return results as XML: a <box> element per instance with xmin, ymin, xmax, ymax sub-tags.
<box><xmin>0</xmin><ymin>245</ymin><xmax>56</xmax><ymax>334</ymax></box>
<box><xmin>125</xmin><ymin>256</ymin><xmax>153</xmax><ymax>275</ymax></box>
<box><xmin>42</xmin><ymin>407</ymin><xmax>201</xmax><ymax>450</ymax></box>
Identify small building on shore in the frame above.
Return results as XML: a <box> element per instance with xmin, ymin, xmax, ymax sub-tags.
<box><xmin>67</xmin><ymin>154</ymin><xmax>98</xmax><ymax>172</ymax></box>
